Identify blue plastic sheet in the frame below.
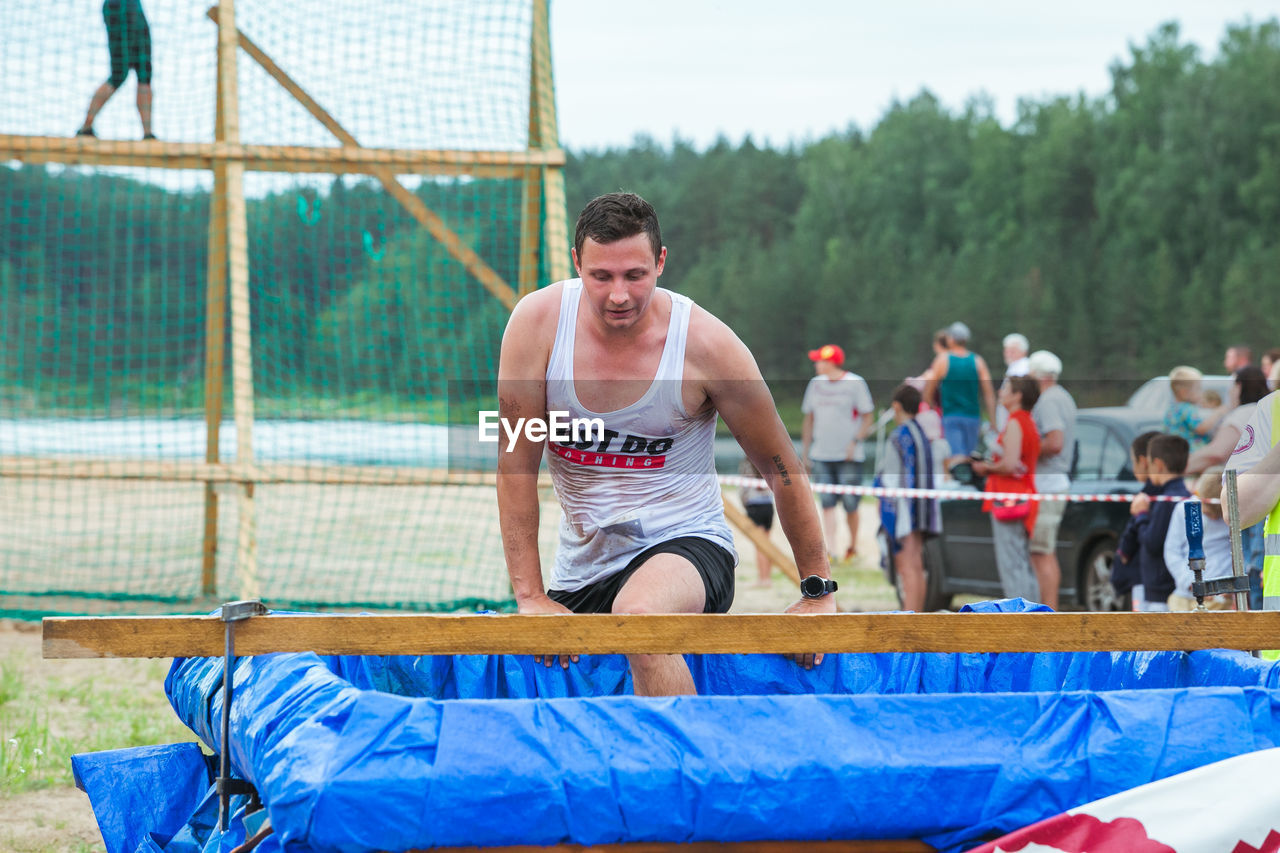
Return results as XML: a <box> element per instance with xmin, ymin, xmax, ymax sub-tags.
<box><xmin>77</xmin><ymin>600</ymin><xmax>1280</xmax><ymax>852</ymax></box>
<box><xmin>71</xmin><ymin>742</ymin><xmax>210</xmax><ymax>853</ymax></box>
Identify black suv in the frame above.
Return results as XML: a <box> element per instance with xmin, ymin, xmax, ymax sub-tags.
<box><xmin>879</xmin><ymin>406</ymin><xmax>1160</xmax><ymax>611</ymax></box>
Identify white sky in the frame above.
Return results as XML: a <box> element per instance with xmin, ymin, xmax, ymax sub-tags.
<box><xmin>550</xmin><ymin>0</ymin><xmax>1280</xmax><ymax>151</ymax></box>
<box><xmin>3</xmin><ymin>1</ymin><xmax>1275</xmax><ymax>177</ymax></box>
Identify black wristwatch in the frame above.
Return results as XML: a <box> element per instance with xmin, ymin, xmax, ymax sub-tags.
<box><xmin>800</xmin><ymin>575</ymin><xmax>838</xmax><ymax>599</ymax></box>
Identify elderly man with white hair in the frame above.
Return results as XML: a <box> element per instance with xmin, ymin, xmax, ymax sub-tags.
<box><xmin>1027</xmin><ymin>350</ymin><xmax>1077</xmax><ymax>610</ymax></box>
<box><xmin>1003</xmin><ymin>333</ymin><xmax>1030</xmax><ymax>378</ymax></box>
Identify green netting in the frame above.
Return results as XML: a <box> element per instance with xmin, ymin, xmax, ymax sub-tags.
<box><xmin>0</xmin><ymin>1</ymin><xmax>563</xmax><ymax>616</ymax></box>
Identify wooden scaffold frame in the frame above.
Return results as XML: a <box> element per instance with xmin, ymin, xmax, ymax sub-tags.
<box><xmin>0</xmin><ymin>1</ymin><xmax>796</xmax><ymax>602</ymax></box>
<box><xmin>0</xmin><ymin>1</ymin><xmax>580</xmax><ymax>600</ymax></box>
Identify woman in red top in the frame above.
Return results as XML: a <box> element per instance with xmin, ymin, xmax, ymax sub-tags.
<box><xmin>972</xmin><ymin>376</ymin><xmax>1042</xmax><ymax>603</ymax></box>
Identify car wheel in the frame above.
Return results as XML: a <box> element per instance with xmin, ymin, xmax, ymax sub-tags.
<box><xmin>1079</xmin><ymin>537</ymin><xmax>1129</xmax><ymax>612</ymax></box>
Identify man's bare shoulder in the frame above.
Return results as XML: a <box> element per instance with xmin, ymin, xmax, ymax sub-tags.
<box><xmin>506</xmin><ymin>280</ymin><xmax>566</xmax><ymax>333</ymax></box>
<box><xmin>500</xmin><ymin>281</ymin><xmax>568</xmax><ymax>379</ymax></box>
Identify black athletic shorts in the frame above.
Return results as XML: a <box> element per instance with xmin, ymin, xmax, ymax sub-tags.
<box><xmin>548</xmin><ymin>536</ymin><xmax>735</xmax><ymax>615</ymax></box>
<box><xmin>744</xmin><ymin>502</ymin><xmax>774</xmax><ymax>532</ymax></box>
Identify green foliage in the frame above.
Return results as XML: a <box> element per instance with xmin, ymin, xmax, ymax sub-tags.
<box><xmin>0</xmin><ymin>165</ymin><xmax>523</xmax><ymax>417</ymax></box>
<box><xmin>3</xmin><ymin>18</ymin><xmax>1280</xmax><ymax>415</ymax></box>
<box><xmin>0</xmin><ymin>652</ymin><xmax>195</xmax><ymax>796</ymax></box>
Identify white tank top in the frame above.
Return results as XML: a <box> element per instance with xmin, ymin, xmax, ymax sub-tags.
<box><xmin>544</xmin><ymin>279</ymin><xmax>736</xmax><ymax>590</ymax></box>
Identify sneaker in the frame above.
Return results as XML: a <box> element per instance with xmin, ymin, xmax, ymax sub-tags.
<box><xmin>142</xmin><ymin>133</ymin><xmax>157</xmax><ymax>140</ymax></box>
<box><xmin>75</xmin><ymin>127</ymin><xmax>96</xmax><ymax>137</ymax></box>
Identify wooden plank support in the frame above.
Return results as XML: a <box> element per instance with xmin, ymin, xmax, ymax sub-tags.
<box><xmin>42</xmin><ymin>611</ymin><xmax>1280</xmax><ymax>659</ymax></box>
<box><xmin>213</xmin><ymin>0</ymin><xmax>260</xmax><ymax>601</ymax></box>
<box><xmin>517</xmin><ymin>44</ymin><xmax>545</xmax><ymax>299</ymax></box>
<box><xmin>0</xmin><ymin>135</ymin><xmax>564</xmax><ymax>177</ymax></box>
<box><xmin>529</xmin><ymin>0</ymin><xmax>571</xmax><ymax>284</ymax></box>
<box><xmin>202</xmin><ymin>23</ymin><xmax>230</xmax><ymax>597</ymax></box>
<box><xmin>0</xmin><ymin>457</ymin><xmax>502</xmax><ymax>487</ymax></box>
<box><xmin>205</xmin><ymin>6</ymin><xmax>521</xmax><ymax>311</ymax></box>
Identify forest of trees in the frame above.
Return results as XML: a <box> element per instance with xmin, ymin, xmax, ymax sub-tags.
<box><xmin>2</xmin><ymin>19</ymin><xmax>1278</xmax><ymax>414</ymax></box>
<box><xmin>565</xmin><ymin>20</ymin><xmax>1280</xmax><ymax>404</ymax></box>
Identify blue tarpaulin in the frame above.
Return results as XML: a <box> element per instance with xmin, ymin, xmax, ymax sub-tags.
<box><xmin>73</xmin><ymin>601</ymin><xmax>1280</xmax><ymax>853</ymax></box>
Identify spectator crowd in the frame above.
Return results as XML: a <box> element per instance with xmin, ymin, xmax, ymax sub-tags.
<box><xmin>743</xmin><ymin>329</ymin><xmax>1280</xmax><ymax>614</ymax></box>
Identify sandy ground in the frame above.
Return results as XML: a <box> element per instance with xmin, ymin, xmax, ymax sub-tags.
<box><xmin>0</xmin><ymin>499</ymin><xmax>888</xmax><ymax>850</ymax></box>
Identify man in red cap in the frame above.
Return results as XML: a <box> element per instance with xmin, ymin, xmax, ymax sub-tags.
<box><xmin>801</xmin><ymin>344</ymin><xmax>874</xmax><ymax>562</ymax></box>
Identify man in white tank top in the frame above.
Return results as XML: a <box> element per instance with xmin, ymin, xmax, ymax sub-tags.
<box><xmin>496</xmin><ymin>193</ymin><xmax>836</xmax><ymax>696</ymax></box>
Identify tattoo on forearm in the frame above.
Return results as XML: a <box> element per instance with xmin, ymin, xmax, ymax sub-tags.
<box><xmin>773</xmin><ymin>454</ymin><xmax>791</xmax><ymax>486</ymax></box>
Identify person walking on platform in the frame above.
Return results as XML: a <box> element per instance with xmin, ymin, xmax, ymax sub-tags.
<box><xmin>496</xmin><ymin>193</ymin><xmax>835</xmax><ymax>696</ymax></box>
<box><xmin>924</xmin><ymin>321</ymin><xmax>996</xmax><ymax>459</ymax></box>
<box><xmin>77</xmin><ymin>0</ymin><xmax>155</xmax><ymax>140</ymax></box>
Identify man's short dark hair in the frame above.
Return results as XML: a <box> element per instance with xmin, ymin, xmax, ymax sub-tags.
<box><xmin>892</xmin><ymin>383</ymin><xmax>922</xmax><ymax>414</ymax></box>
<box><xmin>1131</xmin><ymin>430</ymin><xmax>1161</xmax><ymax>458</ymax></box>
<box><xmin>1008</xmin><ymin>375</ymin><xmax>1040</xmax><ymax>411</ymax></box>
<box><xmin>1147</xmin><ymin>434</ymin><xmax>1189</xmax><ymax>475</ymax></box>
<box><xmin>573</xmin><ymin>192</ymin><xmax>662</xmax><ymax>262</ymax></box>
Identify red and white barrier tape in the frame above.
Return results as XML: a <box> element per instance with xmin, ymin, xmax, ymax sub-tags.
<box><xmin>719</xmin><ymin>474</ymin><xmax>1219</xmax><ymax>504</ymax></box>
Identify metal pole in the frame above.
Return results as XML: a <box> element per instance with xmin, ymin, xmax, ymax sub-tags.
<box><xmin>1225</xmin><ymin>469</ymin><xmax>1250</xmax><ymax>612</ymax></box>
<box><xmin>219</xmin><ymin>617</ymin><xmax>234</xmax><ymax>831</ymax></box>
<box><xmin>1224</xmin><ymin>470</ymin><xmax>1260</xmax><ymax>658</ymax></box>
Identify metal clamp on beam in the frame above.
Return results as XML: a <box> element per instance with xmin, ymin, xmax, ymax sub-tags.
<box><xmin>218</xmin><ymin>599</ymin><xmax>268</xmax><ymax>832</ymax></box>
<box><xmin>1191</xmin><ymin>575</ymin><xmax>1253</xmax><ymax>602</ymax></box>
<box><xmin>1185</xmin><ymin>501</ymin><xmax>1253</xmax><ymax>609</ymax></box>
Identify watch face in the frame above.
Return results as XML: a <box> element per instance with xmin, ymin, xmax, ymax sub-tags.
<box><xmin>801</xmin><ymin>576</ymin><xmax>824</xmax><ymax>597</ymax></box>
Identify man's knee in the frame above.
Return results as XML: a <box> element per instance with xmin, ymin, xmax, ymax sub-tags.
<box><xmin>611</xmin><ymin>553</ymin><xmax>705</xmax><ymax>615</ymax></box>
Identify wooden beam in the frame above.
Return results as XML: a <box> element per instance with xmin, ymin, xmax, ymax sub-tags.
<box><xmin>517</xmin><ymin>168</ymin><xmax>543</xmax><ymax>298</ymax></box>
<box><xmin>205</xmin><ymin>6</ymin><xmax>520</xmax><ymax>311</ymax></box>
<box><xmin>423</xmin><ymin>842</ymin><xmax>932</xmax><ymax>853</ymax></box>
<box><xmin>518</xmin><ymin>1</ymin><xmax>548</xmax><ymax>298</ymax></box>
<box><xmin>41</xmin><ymin>611</ymin><xmax>1280</xmax><ymax>659</ymax></box>
<box><xmin>541</xmin><ymin>162</ymin><xmax>571</xmax><ymax>284</ymax></box>
<box><xmin>0</xmin><ymin>135</ymin><xmax>564</xmax><ymax>177</ymax></box>
<box><xmin>213</xmin><ymin>0</ymin><xmax>260</xmax><ymax>601</ymax></box>
<box><xmin>202</xmin><ymin>33</ymin><xmax>230</xmax><ymax>597</ymax></box>
<box><xmin>517</xmin><ymin>62</ymin><xmax>544</xmax><ymax>298</ymax></box>
<box><xmin>0</xmin><ymin>457</ymin><xmax>501</xmax><ymax>487</ymax></box>
<box><xmin>529</xmin><ymin>0</ymin><xmax>571</xmax><ymax>284</ymax></box>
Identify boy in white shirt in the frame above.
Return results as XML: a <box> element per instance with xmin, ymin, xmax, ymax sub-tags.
<box><xmin>1165</xmin><ymin>466</ymin><xmax>1233</xmax><ymax>610</ymax></box>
